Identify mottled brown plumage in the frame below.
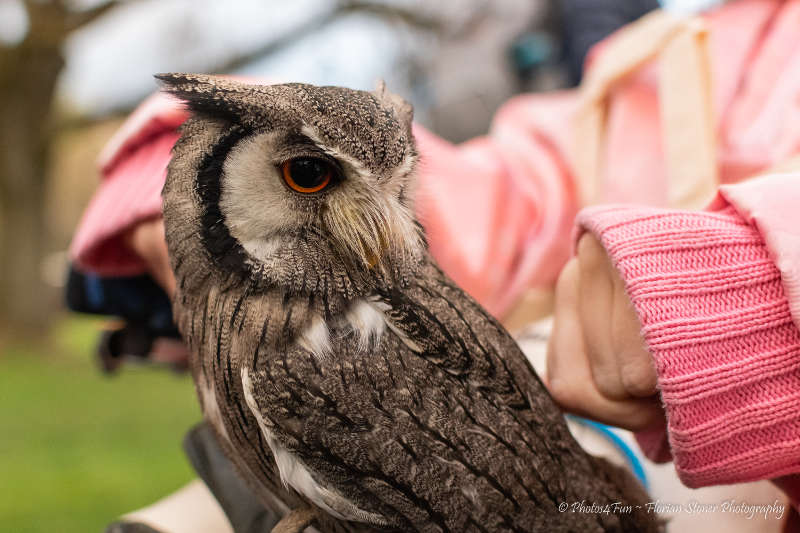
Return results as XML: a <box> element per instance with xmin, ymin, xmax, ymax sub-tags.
<box><xmin>159</xmin><ymin>73</ymin><xmax>659</xmax><ymax>532</ymax></box>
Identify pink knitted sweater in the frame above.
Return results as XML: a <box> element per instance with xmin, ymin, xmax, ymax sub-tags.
<box><xmin>576</xmin><ymin>186</ymin><xmax>800</xmax><ymax>506</ymax></box>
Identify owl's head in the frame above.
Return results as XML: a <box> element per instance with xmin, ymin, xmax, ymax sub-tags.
<box><xmin>159</xmin><ymin>73</ymin><xmax>423</xmax><ymax>300</ymax></box>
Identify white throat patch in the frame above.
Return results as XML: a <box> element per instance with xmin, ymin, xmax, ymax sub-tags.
<box><xmin>297</xmin><ymin>298</ymin><xmax>389</xmax><ymax>360</ymax></box>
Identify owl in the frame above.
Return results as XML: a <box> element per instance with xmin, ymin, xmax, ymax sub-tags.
<box><xmin>158</xmin><ymin>73</ymin><xmax>658</xmax><ymax>533</ymax></box>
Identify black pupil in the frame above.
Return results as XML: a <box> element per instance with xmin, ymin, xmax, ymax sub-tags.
<box><xmin>290</xmin><ymin>158</ymin><xmax>328</xmax><ymax>189</ymax></box>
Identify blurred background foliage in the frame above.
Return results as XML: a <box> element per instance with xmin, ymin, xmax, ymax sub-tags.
<box><xmin>0</xmin><ymin>316</ymin><xmax>200</xmax><ymax>533</ymax></box>
<box><xmin>0</xmin><ymin>0</ymin><xmax>566</xmax><ymax>531</ymax></box>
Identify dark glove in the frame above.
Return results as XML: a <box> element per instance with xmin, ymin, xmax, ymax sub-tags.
<box><xmin>183</xmin><ymin>423</ymin><xmax>282</xmax><ymax>533</ymax></box>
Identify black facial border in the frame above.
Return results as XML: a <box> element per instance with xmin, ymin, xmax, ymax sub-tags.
<box><xmin>196</xmin><ymin>125</ymin><xmax>252</xmax><ymax>277</ymax></box>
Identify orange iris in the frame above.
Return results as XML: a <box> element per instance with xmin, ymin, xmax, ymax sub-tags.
<box><xmin>281</xmin><ymin>157</ymin><xmax>333</xmax><ymax>193</ymax></box>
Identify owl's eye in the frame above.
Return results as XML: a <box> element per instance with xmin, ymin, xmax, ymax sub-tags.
<box><xmin>281</xmin><ymin>157</ymin><xmax>335</xmax><ymax>194</ymax></box>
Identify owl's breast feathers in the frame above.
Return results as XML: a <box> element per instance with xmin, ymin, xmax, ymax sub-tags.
<box><xmin>181</xmin><ymin>259</ymin><xmax>655</xmax><ymax>533</ymax></box>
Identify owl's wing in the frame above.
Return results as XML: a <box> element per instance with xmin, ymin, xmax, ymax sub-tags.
<box><xmin>377</xmin><ymin>261</ymin><xmax>553</xmax><ymax>413</ymax></box>
<box><xmin>243</xmin><ymin>334</ymin><xmax>425</xmax><ymax>530</ymax></box>
<box><xmin>241</xmin><ymin>262</ymin><xmax>566</xmax><ymax>530</ymax></box>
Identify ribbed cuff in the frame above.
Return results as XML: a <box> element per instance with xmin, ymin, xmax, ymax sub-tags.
<box><xmin>576</xmin><ymin>204</ymin><xmax>800</xmax><ymax>488</ymax></box>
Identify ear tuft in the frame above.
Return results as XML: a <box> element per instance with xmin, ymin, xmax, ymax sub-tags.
<box><xmin>155</xmin><ymin>72</ymin><xmax>250</xmax><ymax>121</ymax></box>
<box><xmin>373</xmin><ymin>79</ymin><xmax>388</xmax><ymax>98</ymax></box>
<box><xmin>372</xmin><ymin>79</ymin><xmax>414</xmax><ymax>129</ymax></box>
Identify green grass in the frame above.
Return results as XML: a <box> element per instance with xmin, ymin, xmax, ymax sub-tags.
<box><xmin>0</xmin><ymin>317</ymin><xmax>201</xmax><ymax>533</ymax></box>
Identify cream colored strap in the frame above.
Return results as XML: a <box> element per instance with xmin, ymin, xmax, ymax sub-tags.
<box><xmin>574</xmin><ymin>10</ymin><xmax>718</xmax><ymax>209</ymax></box>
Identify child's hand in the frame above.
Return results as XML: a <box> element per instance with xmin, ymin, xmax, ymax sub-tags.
<box><xmin>546</xmin><ymin>233</ymin><xmax>664</xmax><ymax>431</ymax></box>
<box><xmin>121</xmin><ymin>217</ymin><xmax>189</xmax><ymax>369</ymax></box>
<box><xmin>124</xmin><ymin>217</ymin><xmax>176</xmax><ymax>298</ymax></box>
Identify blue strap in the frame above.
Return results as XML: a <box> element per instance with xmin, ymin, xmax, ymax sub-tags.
<box><xmin>568</xmin><ymin>416</ymin><xmax>649</xmax><ymax>490</ymax></box>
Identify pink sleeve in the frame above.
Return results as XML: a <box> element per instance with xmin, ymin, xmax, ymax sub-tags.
<box><xmin>715</xmin><ymin>174</ymin><xmax>800</xmax><ymax>332</ymax></box>
<box><xmin>69</xmin><ymin>93</ymin><xmax>187</xmax><ymax>276</ymax></box>
<box><xmin>414</xmin><ymin>91</ymin><xmax>579</xmax><ymax>317</ymax></box>
<box><xmin>70</xmin><ymin>129</ymin><xmax>180</xmax><ymax>276</ymax></box>
<box><xmin>575</xmin><ymin>197</ymin><xmax>800</xmax><ymax>501</ymax></box>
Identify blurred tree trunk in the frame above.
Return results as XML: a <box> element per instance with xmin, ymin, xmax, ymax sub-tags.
<box><xmin>0</xmin><ymin>1</ymin><xmax>116</xmax><ymax>333</ymax></box>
